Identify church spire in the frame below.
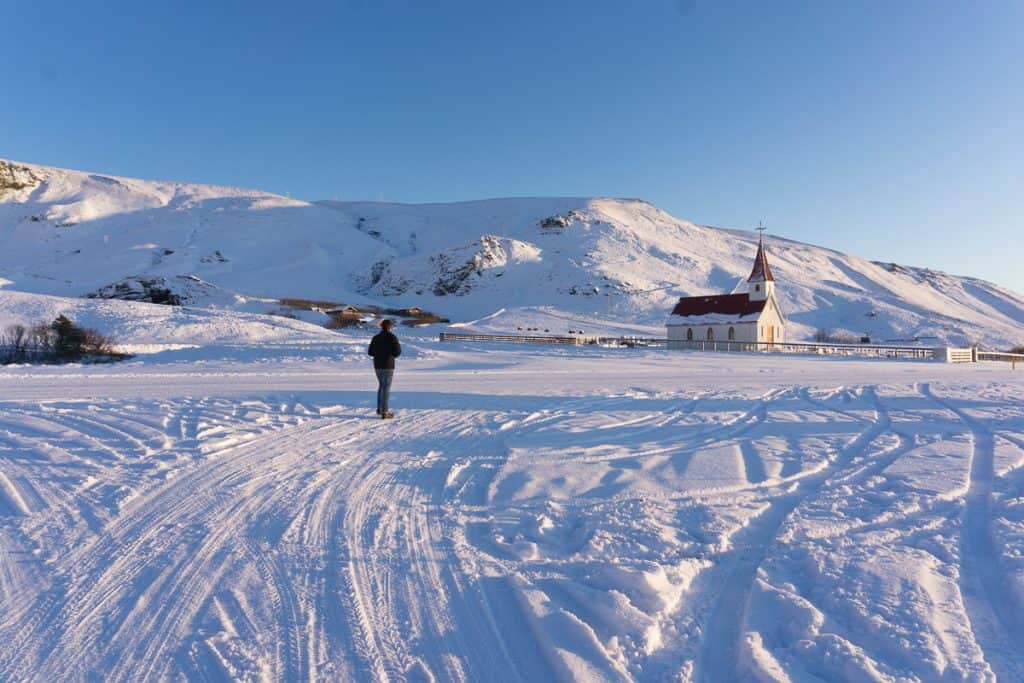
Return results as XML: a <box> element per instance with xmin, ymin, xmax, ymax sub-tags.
<box><xmin>747</xmin><ymin>223</ymin><xmax>775</xmax><ymax>302</ymax></box>
<box><xmin>748</xmin><ymin>223</ymin><xmax>775</xmax><ymax>283</ymax></box>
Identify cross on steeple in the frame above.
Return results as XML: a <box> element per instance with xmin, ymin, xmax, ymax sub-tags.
<box><xmin>756</xmin><ymin>221</ymin><xmax>767</xmax><ymax>240</ymax></box>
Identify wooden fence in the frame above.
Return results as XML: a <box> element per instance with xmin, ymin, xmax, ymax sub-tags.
<box><xmin>438</xmin><ymin>332</ymin><xmax>1018</xmax><ymax>366</ymax></box>
<box><xmin>977</xmin><ymin>351</ymin><xmax>1024</xmax><ymax>368</ymax></box>
<box><xmin>666</xmin><ymin>338</ymin><xmax>937</xmax><ymax>359</ymax></box>
<box><xmin>438</xmin><ymin>332</ymin><xmax>585</xmax><ymax>345</ymax></box>
<box><xmin>440</xmin><ymin>332</ymin><xmax>933</xmax><ymax>359</ymax></box>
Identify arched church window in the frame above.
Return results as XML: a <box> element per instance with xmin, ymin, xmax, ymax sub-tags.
<box><xmin>728</xmin><ymin>327</ymin><xmax>735</xmax><ymax>340</ymax></box>
<box><xmin>686</xmin><ymin>328</ymin><xmax>693</xmax><ymax>341</ymax></box>
<box><xmin>755</xmin><ymin>284</ymin><xmax>760</xmax><ymax>292</ymax></box>
<box><xmin>707</xmin><ymin>328</ymin><xmax>714</xmax><ymax>341</ymax></box>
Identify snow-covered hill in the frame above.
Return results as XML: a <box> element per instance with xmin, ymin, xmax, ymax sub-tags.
<box><xmin>2</xmin><ymin>158</ymin><xmax>1021</xmax><ymax>347</ymax></box>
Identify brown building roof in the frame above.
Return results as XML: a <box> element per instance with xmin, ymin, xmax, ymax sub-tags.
<box><xmin>670</xmin><ymin>293</ymin><xmax>767</xmax><ymax>318</ymax></box>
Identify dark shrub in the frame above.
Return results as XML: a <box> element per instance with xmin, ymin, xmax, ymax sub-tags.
<box><xmin>1</xmin><ymin>316</ymin><xmax>125</xmax><ymax>364</ymax></box>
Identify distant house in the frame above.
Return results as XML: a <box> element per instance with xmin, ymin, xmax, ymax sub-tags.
<box><xmin>327</xmin><ymin>305</ymin><xmax>361</xmax><ymax>317</ymax></box>
<box><xmin>398</xmin><ymin>307</ymin><xmax>423</xmax><ymax>316</ymax></box>
<box><xmin>667</xmin><ymin>235</ymin><xmax>786</xmax><ymax>348</ymax></box>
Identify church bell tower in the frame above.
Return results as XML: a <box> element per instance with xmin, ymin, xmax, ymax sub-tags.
<box><xmin>748</xmin><ymin>224</ymin><xmax>775</xmax><ymax>302</ymax></box>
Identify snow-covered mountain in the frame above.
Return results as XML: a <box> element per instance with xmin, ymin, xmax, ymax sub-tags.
<box><xmin>2</xmin><ymin>158</ymin><xmax>1022</xmax><ymax>347</ymax></box>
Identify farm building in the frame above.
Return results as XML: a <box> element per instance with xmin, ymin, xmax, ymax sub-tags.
<box><xmin>327</xmin><ymin>305</ymin><xmax>362</xmax><ymax>317</ymax></box>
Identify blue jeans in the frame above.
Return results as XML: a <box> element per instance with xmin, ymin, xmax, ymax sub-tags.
<box><xmin>375</xmin><ymin>368</ymin><xmax>394</xmax><ymax>413</ymax></box>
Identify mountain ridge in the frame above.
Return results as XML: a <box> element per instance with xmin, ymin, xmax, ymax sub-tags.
<box><xmin>1</xmin><ymin>158</ymin><xmax>1021</xmax><ymax>348</ymax></box>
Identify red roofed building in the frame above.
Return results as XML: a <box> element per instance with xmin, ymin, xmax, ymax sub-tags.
<box><xmin>667</xmin><ymin>234</ymin><xmax>786</xmax><ymax>348</ymax></box>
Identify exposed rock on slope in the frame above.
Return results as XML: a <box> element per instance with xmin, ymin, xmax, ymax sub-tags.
<box><xmin>0</xmin><ymin>161</ymin><xmax>41</xmax><ymax>194</ymax></box>
<box><xmin>362</xmin><ymin>235</ymin><xmax>542</xmax><ymax>297</ymax></box>
<box><xmin>85</xmin><ymin>275</ymin><xmax>223</xmax><ymax>306</ymax></box>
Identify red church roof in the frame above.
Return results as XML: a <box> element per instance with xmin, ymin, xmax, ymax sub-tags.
<box><xmin>670</xmin><ymin>293</ymin><xmax>766</xmax><ymax>319</ymax></box>
<box><xmin>748</xmin><ymin>237</ymin><xmax>775</xmax><ymax>282</ymax></box>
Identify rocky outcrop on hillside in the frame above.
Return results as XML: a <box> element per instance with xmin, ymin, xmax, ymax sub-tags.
<box><xmin>430</xmin><ymin>235</ymin><xmax>509</xmax><ymax>296</ymax></box>
<box><xmin>85</xmin><ymin>275</ymin><xmax>219</xmax><ymax>306</ymax></box>
<box><xmin>538</xmin><ymin>210</ymin><xmax>585</xmax><ymax>233</ymax></box>
<box><xmin>360</xmin><ymin>235</ymin><xmax>542</xmax><ymax>298</ymax></box>
<box><xmin>0</xmin><ymin>161</ymin><xmax>41</xmax><ymax>194</ymax></box>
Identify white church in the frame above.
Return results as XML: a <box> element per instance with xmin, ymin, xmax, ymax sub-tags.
<box><xmin>667</xmin><ymin>234</ymin><xmax>786</xmax><ymax>349</ymax></box>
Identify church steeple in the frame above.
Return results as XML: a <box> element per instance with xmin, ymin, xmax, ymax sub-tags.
<box><xmin>748</xmin><ymin>223</ymin><xmax>775</xmax><ymax>301</ymax></box>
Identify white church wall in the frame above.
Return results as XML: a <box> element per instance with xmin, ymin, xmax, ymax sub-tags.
<box><xmin>756</xmin><ymin>297</ymin><xmax>786</xmax><ymax>342</ymax></box>
<box><xmin>667</xmin><ymin>322</ymin><xmax>758</xmax><ymax>348</ymax></box>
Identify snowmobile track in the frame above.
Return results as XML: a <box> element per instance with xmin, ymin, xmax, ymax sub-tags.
<box><xmin>922</xmin><ymin>383</ymin><xmax>1024</xmax><ymax>682</ymax></box>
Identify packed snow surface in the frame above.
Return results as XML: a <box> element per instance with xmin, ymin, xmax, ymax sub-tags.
<box><xmin>2</xmin><ymin>322</ymin><xmax>1024</xmax><ymax>681</ymax></box>
<box><xmin>3</xmin><ymin>158</ymin><xmax>1024</xmax><ymax>347</ymax></box>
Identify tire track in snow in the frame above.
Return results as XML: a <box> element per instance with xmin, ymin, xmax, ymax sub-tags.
<box><xmin>412</xmin><ymin>447</ymin><xmax>552</xmax><ymax>681</ymax></box>
<box><xmin>100</xmin><ymin>428</ymin><xmax>351</xmax><ymax>682</ymax></box>
<box><xmin>738</xmin><ymin>440</ymin><xmax>766</xmax><ymax>485</ymax></box>
<box><xmin>494</xmin><ymin>391</ymin><xmax>705</xmax><ymax>450</ymax></box>
<box><xmin>305</xmin><ymin>475</ymin><xmax>367</xmax><ymax>682</ymax></box>
<box><xmin>334</xmin><ymin>407</ymin><xmax>565</xmax><ymax>682</ymax></box>
<box><xmin>0</xmin><ymin>471</ymin><xmax>31</xmax><ymax>516</ymax></box>
<box><xmin>519</xmin><ymin>390</ymin><xmax>780</xmax><ymax>492</ymax></box>
<box><xmin>0</xmin><ymin>413</ymin><xmax>358</xmax><ymax>681</ymax></box>
<box><xmin>692</xmin><ymin>386</ymin><xmax>892</xmax><ymax>682</ymax></box>
<box><xmin>338</xmin><ymin>409</ymin><xmax>493</xmax><ymax>681</ymax></box>
<box><xmin>339</xmin><ymin>461</ymin><xmax>404</xmax><ymax>681</ymax></box>
<box><xmin>240</xmin><ymin>535</ymin><xmax>308</xmax><ymax>683</ymax></box>
<box><xmin>1</xmin><ymin>409</ymin><xmax>130</xmax><ymax>464</ymax></box>
<box><xmin>0</xmin><ymin>401</ymin><xmax>536</xmax><ymax>682</ymax></box>
<box><xmin>922</xmin><ymin>383</ymin><xmax>1024</xmax><ymax>682</ymax></box>
<box><xmin>0</xmin><ymin>525</ymin><xmax>43</xmax><ymax>633</ymax></box>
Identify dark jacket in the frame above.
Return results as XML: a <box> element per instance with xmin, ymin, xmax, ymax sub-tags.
<box><xmin>368</xmin><ymin>330</ymin><xmax>402</xmax><ymax>369</ymax></box>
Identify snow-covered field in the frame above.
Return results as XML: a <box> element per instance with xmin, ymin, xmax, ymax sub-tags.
<box><xmin>2</xmin><ymin>330</ymin><xmax>1023</xmax><ymax>682</ymax></box>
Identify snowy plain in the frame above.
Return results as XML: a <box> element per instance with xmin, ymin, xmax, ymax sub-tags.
<box><xmin>2</xmin><ymin>317</ymin><xmax>1024</xmax><ymax>682</ymax></box>
<box><xmin>3</xmin><ymin>158</ymin><xmax>1024</xmax><ymax>681</ymax></box>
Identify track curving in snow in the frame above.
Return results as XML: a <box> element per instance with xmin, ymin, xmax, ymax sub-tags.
<box><xmin>1</xmin><ymin>370</ymin><xmax>1023</xmax><ymax>681</ymax></box>
<box><xmin>922</xmin><ymin>383</ymin><xmax>1024</xmax><ymax>682</ymax></box>
<box><xmin>690</xmin><ymin>386</ymin><xmax>894</xmax><ymax>682</ymax></box>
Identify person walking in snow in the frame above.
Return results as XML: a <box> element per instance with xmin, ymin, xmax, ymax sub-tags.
<box><xmin>368</xmin><ymin>319</ymin><xmax>401</xmax><ymax>419</ymax></box>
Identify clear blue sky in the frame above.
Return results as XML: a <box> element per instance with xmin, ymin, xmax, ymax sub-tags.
<box><xmin>3</xmin><ymin>1</ymin><xmax>1022</xmax><ymax>293</ymax></box>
